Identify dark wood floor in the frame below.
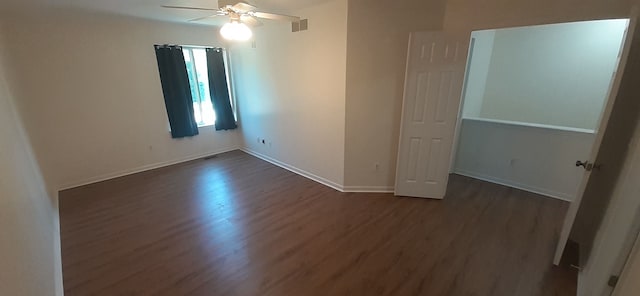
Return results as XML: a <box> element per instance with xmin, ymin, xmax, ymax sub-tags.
<box><xmin>59</xmin><ymin>150</ymin><xmax>576</xmax><ymax>296</ymax></box>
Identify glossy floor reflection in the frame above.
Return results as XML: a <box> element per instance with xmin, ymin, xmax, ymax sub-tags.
<box><xmin>59</xmin><ymin>150</ymin><xmax>576</xmax><ymax>295</ymax></box>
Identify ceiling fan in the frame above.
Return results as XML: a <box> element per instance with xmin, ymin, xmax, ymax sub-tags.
<box><xmin>162</xmin><ymin>1</ymin><xmax>304</xmax><ymax>41</ymax></box>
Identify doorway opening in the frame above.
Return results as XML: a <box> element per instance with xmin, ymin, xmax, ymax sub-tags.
<box><xmin>452</xmin><ymin>19</ymin><xmax>629</xmax><ymax>202</ymax></box>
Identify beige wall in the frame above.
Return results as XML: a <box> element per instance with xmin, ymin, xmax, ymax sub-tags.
<box><xmin>1</xmin><ymin>10</ymin><xmax>242</xmax><ymax>191</ymax></box>
<box><xmin>10</xmin><ymin>0</ymin><xmax>629</xmax><ymax>194</ymax></box>
<box><xmin>443</xmin><ymin>0</ymin><xmax>634</xmax><ymax>31</ymax></box>
<box><xmin>343</xmin><ymin>0</ymin><xmax>447</xmax><ymax>189</ymax></box>
<box><xmin>0</xmin><ymin>26</ymin><xmax>60</xmax><ymax>296</ymax></box>
<box><xmin>342</xmin><ymin>0</ymin><xmax>635</xmax><ymax>190</ymax></box>
<box><xmin>229</xmin><ymin>0</ymin><xmax>348</xmax><ymax>187</ymax></box>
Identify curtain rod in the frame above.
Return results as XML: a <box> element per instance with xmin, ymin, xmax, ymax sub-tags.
<box><xmin>154</xmin><ymin>44</ymin><xmax>225</xmax><ymax>50</ymax></box>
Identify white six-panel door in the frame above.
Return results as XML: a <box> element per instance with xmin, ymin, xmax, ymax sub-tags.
<box><xmin>395</xmin><ymin>32</ymin><xmax>469</xmax><ymax>199</ymax></box>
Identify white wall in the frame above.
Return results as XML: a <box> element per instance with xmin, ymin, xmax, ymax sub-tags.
<box><xmin>454</xmin><ymin>118</ymin><xmax>595</xmax><ymax>200</ymax></box>
<box><xmin>478</xmin><ymin>20</ymin><xmax>627</xmax><ymax>130</ymax></box>
<box><xmin>1</xmin><ymin>10</ymin><xmax>242</xmax><ymax>191</ymax></box>
<box><xmin>0</xmin><ymin>27</ymin><xmax>60</xmax><ymax>295</ymax></box>
<box><xmin>229</xmin><ymin>0</ymin><xmax>347</xmax><ymax>188</ymax></box>
<box><xmin>461</xmin><ymin>30</ymin><xmax>495</xmax><ymax>117</ymax></box>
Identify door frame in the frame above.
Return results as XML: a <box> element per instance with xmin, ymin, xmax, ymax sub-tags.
<box><xmin>582</xmin><ymin>85</ymin><xmax>640</xmax><ymax>295</ymax></box>
<box><xmin>553</xmin><ymin>13</ymin><xmax>636</xmax><ymax>265</ymax></box>
<box><xmin>614</xmin><ymin>227</ymin><xmax>640</xmax><ymax>295</ymax></box>
<box><xmin>445</xmin><ymin>16</ymin><xmax>635</xmax><ymax>273</ymax></box>
<box><xmin>448</xmin><ymin>37</ymin><xmax>476</xmax><ymax>174</ymax></box>
<box><xmin>448</xmin><ymin>18</ymin><xmax>632</xmax><ymax>179</ymax></box>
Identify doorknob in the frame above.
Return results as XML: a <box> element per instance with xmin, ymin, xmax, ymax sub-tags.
<box><xmin>576</xmin><ymin>160</ymin><xmax>601</xmax><ymax>171</ymax></box>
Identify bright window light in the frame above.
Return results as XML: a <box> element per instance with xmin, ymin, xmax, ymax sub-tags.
<box><xmin>183</xmin><ymin>47</ymin><xmax>216</xmax><ymax>127</ymax></box>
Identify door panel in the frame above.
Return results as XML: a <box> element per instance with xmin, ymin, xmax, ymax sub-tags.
<box><xmin>583</xmin><ymin>115</ymin><xmax>640</xmax><ymax>295</ymax></box>
<box><xmin>395</xmin><ymin>32</ymin><xmax>469</xmax><ymax>199</ymax></box>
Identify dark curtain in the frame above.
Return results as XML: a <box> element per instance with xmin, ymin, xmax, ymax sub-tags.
<box><xmin>154</xmin><ymin>45</ymin><xmax>199</xmax><ymax>138</ymax></box>
<box><xmin>206</xmin><ymin>48</ymin><xmax>237</xmax><ymax>131</ymax></box>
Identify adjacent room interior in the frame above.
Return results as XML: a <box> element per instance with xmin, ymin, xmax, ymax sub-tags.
<box><xmin>2</xmin><ymin>0</ymin><xmax>640</xmax><ymax>296</ymax></box>
<box><xmin>453</xmin><ymin>19</ymin><xmax>628</xmax><ymax>201</ymax></box>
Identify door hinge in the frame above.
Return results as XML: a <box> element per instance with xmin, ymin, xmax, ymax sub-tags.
<box><xmin>608</xmin><ymin>275</ymin><xmax>619</xmax><ymax>288</ymax></box>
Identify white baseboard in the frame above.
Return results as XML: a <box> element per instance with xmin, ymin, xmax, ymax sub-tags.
<box><xmin>342</xmin><ymin>186</ymin><xmax>394</xmax><ymax>193</ymax></box>
<box><xmin>59</xmin><ymin>145</ymin><xmax>398</xmax><ymax>194</ymax></box>
<box><xmin>241</xmin><ymin>148</ymin><xmax>396</xmax><ymax>194</ymax></box>
<box><xmin>453</xmin><ymin>169</ymin><xmax>573</xmax><ymax>202</ymax></box>
<box><xmin>58</xmin><ymin>146</ymin><xmax>241</xmax><ymax>191</ymax></box>
<box><xmin>56</xmin><ymin>144</ymin><xmax>400</xmax><ymax>195</ymax></box>
<box><xmin>240</xmin><ymin>148</ymin><xmax>345</xmax><ymax>192</ymax></box>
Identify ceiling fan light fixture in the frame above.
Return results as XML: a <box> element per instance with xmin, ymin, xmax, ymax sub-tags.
<box><xmin>220</xmin><ymin>20</ymin><xmax>253</xmax><ymax>41</ymax></box>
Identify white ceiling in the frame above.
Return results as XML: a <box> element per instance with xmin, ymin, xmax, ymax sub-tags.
<box><xmin>0</xmin><ymin>0</ymin><xmax>329</xmax><ymax>25</ymax></box>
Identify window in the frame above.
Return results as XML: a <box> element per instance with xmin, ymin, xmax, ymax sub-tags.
<box><xmin>155</xmin><ymin>44</ymin><xmax>236</xmax><ymax>137</ymax></box>
<box><xmin>183</xmin><ymin>47</ymin><xmax>219</xmax><ymax>127</ymax></box>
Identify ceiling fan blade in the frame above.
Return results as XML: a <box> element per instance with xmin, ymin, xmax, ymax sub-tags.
<box><xmin>188</xmin><ymin>14</ymin><xmax>219</xmax><ymax>22</ymax></box>
<box><xmin>251</xmin><ymin>11</ymin><xmax>300</xmax><ymax>22</ymax></box>
<box><xmin>161</xmin><ymin>5</ymin><xmax>218</xmax><ymax>11</ymax></box>
<box><xmin>233</xmin><ymin>2</ymin><xmax>258</xmax><ymax>12</ymax></box>
<box><xmin>241</xmin><ymin>15</ymin><xmax>263</xmax><ymax>27</ymax></box>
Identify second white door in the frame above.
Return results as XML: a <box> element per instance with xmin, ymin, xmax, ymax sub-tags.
<box><xmin>395</xmin><ymin>32</ymin><xmax>469</xmax><ymax>199</ymax></box>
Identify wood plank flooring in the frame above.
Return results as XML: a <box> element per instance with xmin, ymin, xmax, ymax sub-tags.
<box><xmin>59</xmin><ymin>150</ymin><xmax>576</xmax><ymax>295</ymax></box>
